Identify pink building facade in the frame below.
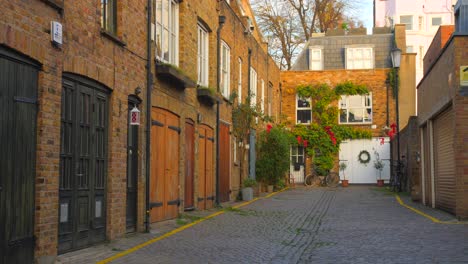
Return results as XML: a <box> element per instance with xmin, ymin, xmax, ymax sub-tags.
<box><xmin>374</xmin><ymin>0</ymin><xmax>456</xmax><ymax>84</ymax></box>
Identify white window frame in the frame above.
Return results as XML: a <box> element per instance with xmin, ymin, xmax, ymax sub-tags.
<box><xmin>308</xmin><ymin>46</ymin><xmax>323</xmax><ymax>70</ymax></box>
<box><xmin>268</xmin><ymin>82</ymin><xmax>273</xmax><ymax>116</ymax></box>
<box><xmin>260</xmin><ymin>79</ymin><xmax>265</xmax><ymax>113</ymax></box>
<box><xmin>197</xmin><ymin>24</ymin><xmax>209</xmax><ymax>86</ymax></box>
<box><xmin>345</xmin><ymin>46</ymin><xmax>374</xmax><ymax>70</ymax></box>
<box><xmin>400</xmin><ymin>15</ymin><xmax>414</xmax><ymax>31</ymax></box>
<box><xmin>155</xmin><ymin>0</ymin><xmax>179</xmax><ymax>65</ymax></box>
<box><xmin>220</xmin><ymin>41</ymin><xmax>231</xmax><ymax>98</ymax></box>
<box><xmin>431</xmin><ymin>16</ymin><xmax>442</xmax><ymax>27</ymax></box>
<box><xmin>296</xmin><ymin>95</ymin><xmax>312</xmax><ymax>124</ymax></box>
<box><xmin>238</xmin><ymin>58</ymin><xmax>242</xmax><ymax>104</ymax></box>
<box><xmin>291</xmin><ymin>146</ymin><xmax>305</xmax><ymax>164</ymax></box>
<box><xmin>249</xmin><ymin>67</ymin><xmax>257</xmax><ymax>108</ymax></box>
<box><xmin>233</xmin><ymin>136</ymin><xmax>237</xmax><ymax>164</ymax></box>
<box><xmin>406</xmin><ymin>46</ymin><xmax>414</xmax><ymax>53</ymax></box>
<box><xmin>418</xmin><ymin>16</ymin><xmax>424</xmax><ymax>31</ymax></box>
<box><xmin>339</xmin><ymin>93</ymin><xmax>373</xmax><ymax>124</ymax></box>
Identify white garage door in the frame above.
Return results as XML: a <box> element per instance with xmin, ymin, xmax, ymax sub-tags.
<box><xmin>339</xmin><ymin>138</ymin><xmax>390</xmax><ymax>184</ymax></box>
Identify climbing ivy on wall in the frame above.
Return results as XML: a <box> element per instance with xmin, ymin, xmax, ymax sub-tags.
<box><xmin>293</xmin><ymin>82</ymin><xmax>372</xmax><ymax>175</ymax></box>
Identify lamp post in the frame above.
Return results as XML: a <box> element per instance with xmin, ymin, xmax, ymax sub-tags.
<box><xmin>390</xmin><ymin>47</ymin><xmax>401</xmax><ymax>192</ymax></box>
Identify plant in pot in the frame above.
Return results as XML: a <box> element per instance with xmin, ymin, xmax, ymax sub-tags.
<box><xmin>241</xmin><ymin>178</ymin><xmax>257</xmax><ymax>201</ymax></box>
<box><xmin>256</xmin><ymin>126</ymin><xmax>290</xmax><ymax>193</ymax></box>
<box><xmin>373</xmin><ymin>151</ymin><xmax>385</xmax><ymax>187</ymax></box>
<box><xmin>339</xmin><ymin>162</ymin><xmax>348</xmax><ymax>187</ymax></box>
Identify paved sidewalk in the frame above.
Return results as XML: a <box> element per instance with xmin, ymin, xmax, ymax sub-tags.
<box><xmin>58</xmin><ymin>186</ymin><xmax>468</xmax><ymax>264</ymax></box>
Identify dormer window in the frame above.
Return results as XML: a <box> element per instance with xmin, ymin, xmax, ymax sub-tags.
<box><xmin>308</xmin><ymin>47</ymin><xmax>323</xmax><ymax>70</ymax></box>
<box><xmin>345</xmin><ymin>46</ymin><xmax>374</xmax><ymax>70</ymax></box>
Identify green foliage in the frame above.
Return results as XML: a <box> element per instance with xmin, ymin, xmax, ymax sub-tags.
<box><xmin>387</xmin><ymin>68</ymin><xmax>399</xmax><ymax>99</ymax></box>
<box><xmin>294</xmin><ymin>82</ymin><xmax>372</xmax><ymax>175</ymax></box>
<box><xmin>334</xmin><ymin>81</ymin><xmax>369</xmax><ymax>95</ymax></box>
<box><xmin>243</xmin><ymin>178</ymin><xmax>257</xmax><ymax>188</ymax></box>
<box><xmin>256</xmin><ymin>126</ymin><xmax>291</xmax><ymax>186</ymax></box>
<box><xmin>197</xmin><ymin>85</ymin><xmax>217</xmax><ymax>95</ymax></box>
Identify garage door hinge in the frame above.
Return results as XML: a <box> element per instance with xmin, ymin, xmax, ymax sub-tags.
<box><xmin>13</xmin><ymin>96</ymin><xmax>37</xmax><ymax>105</ymax></box>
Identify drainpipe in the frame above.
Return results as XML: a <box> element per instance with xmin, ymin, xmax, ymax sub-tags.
<box><xmin>247</xmin><ymin>48</ymin><xmax>252</xmax><ymax>178</ymax></box>
<box><xmin>145</xmin><ymin>0</ymin><xmax>152</xmax><ymax>233</ymax></box>
<box><xmin>215</xmin><ymin>15</ymin><xmax>226</xmax><ymax>207</ymax></box>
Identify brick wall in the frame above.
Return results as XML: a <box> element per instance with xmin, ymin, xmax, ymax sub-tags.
<box><xmin>281</xmin><ymin>69</ymin><xmax>395</xmax><ymax>138</ymax></box>
<box><xmin>423</xmin><ymin>25</ymin><xmax>454</xmax><ymax>75</ymax></box>
<box><xmin>1</xmin><ymin>0</ymin><xmax>281</xmax><ymax>261</ymax></box>
<box><xmin>1</xmin><ymin>0</ymin><xmax>148</xmax><ymax>261</ymax></box>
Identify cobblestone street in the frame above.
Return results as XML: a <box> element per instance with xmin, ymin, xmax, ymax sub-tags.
<box><xmin>60</xmin><ymin>186</ymin><xmax>468</xmax><ymax>264</ymax></box>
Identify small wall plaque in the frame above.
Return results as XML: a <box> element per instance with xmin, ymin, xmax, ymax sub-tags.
<box><xmin>51</xmin><ymin>21</ymin><xmax>63</xmax><ymax>45</ymax></box>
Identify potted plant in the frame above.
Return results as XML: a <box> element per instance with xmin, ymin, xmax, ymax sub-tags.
<box><xmin>374</xmin><ymin>151</ymin><xmax>385</xmax><ymax>187</ymax></box>
<box><xmin>256</xmin><ymin>126</ymin><xmax>291</xmax><ymax>193</ymax></box>
<box><xmin>339</xmin><ymin>162</ymin><xmax>348</xmax><ymax>187</ymax></box>
<box><xmin>241</xmin><ymin>178</ymin><xmax>257</xmax><ymax>201</ymax></box>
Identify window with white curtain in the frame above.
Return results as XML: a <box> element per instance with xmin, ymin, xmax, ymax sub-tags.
<box><xmin>339</xmin><ymin>93</ymin><xmax>372</xmax><ymax>124</ymax></box>
<box><xmin>261</xmin><ymin>79</ymin><xmax>265</xmax><ymax>112</ymax></box>
<box><xmin>238</xmin><ymin>58</ymin><xmax>242</xmax><ymax>104</ymax></box>
<box><xmin>197</xmin><ymin>24</ymin><xmax>209</xmax><ymax>86</ymax></box>
<box><xmin>309</xmin><ymin>47</ymin><xmax>323</xmax><ymax>70</ymax></box>
<box><xmin>345</xmin><ymin>47</ymin><xmax>374</xmax><ymax>70</ymax></box>
<box><xmin>155</xmin><ymin>0</ymin><xmax>179</xmax><ymax>64</ymax></box>
<box><xmin>220</xmin><ymin>41</ymin><xmax>231</xmax><ymax>98</ymax></box>
<box><xmin>249</xmin><ymin>67</ymin><xmax>257</xmax><ymax>107</ymax></box>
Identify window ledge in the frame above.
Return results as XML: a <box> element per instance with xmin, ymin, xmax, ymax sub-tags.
<box><xmin>339</xmin><ymin>122</ymin><xmax>373</xmax><ymax>125</ymax></box>
<box><xmin>40</xmin><ymin>0</ymin><xmax>63</xmax><ymax>13</ymax></box>
<box><xmin>197</xmin><ymin>88</ymin><xmax>221</xmax><ymax>106</ymax></box>
<box><xmin>155</xmin><ymin>62</ymin><xmax>196</xmax><ymax>89</ymax></box>
<box><xmin>100</xmin><ymin>30</ymin><xmax>126</xmax><ymax>47</ymax></box>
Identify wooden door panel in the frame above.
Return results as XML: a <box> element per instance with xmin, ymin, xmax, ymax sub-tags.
<box><xmin>184</xmin><ymin>120</ymin><xmax>195</xmax><ymax>209</ymax></box>
<box><xmin>151</xmin><ymin>108</ymin><xmax>180</xmax><ymax>222</ymax></box>
<box><xmin>0</xmin><ymin>51</ymin><xmax>38</xmax><ymax>263</ymax></box>
<box><xmin>166</xmin><ymin>113</ymin><xmax>180</xmax><ymax>220</ymax></box>
<box><xmin>58</xmin><ymin>75</ymin><xmax>109</xmax><ymax>253</ymax></box>
<box><xmin>205</xmin><ymin>127</ymin><xmax>214</xmax><ymax>209</ymax></box>
<box><xmin>219</xmin><ymin>123</ymin><xmax>230</xmax><ymax>202</ymax></box>
<box><xmin>150</xmin><ymin>110</ymin><xmax>165</xmax><ymax>222</ymax></box>
<box><xmin>198</xmin><ymin>127</ymin><xmax>207</xmax><ymax>210</ymax></box>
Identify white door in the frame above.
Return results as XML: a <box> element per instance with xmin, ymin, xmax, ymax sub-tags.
<box><xmin>339</xmin><ymin>137</ymin><xmax>390</xmax><ymax>184</ymax></box>
<box><xmin>290</xmin><ymin>146</ymin><xmax>305</xmax><ymax>183</ymax></box>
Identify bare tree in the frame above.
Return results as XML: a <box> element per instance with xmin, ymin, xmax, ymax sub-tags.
<box><xmin>251</xmin><ymin>0</ymin><xmax>362</xmax><ymax>69</ymax></box>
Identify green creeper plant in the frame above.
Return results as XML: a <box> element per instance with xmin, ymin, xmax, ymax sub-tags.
<box><xmin>294</xmin><ymin>82</ymin><xmax>372</xmax><ymax>175</ymax></box>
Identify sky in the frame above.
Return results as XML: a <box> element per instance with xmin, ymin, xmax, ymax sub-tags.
<box><xmin>351</xmin><ymin>0</ymin><xmax>374</xmax><ymax>34</ymax></box>
<box><xmin>359</xmin><ymin>0</ymin><xmax>374</xmax><ymax>34</ymax></box>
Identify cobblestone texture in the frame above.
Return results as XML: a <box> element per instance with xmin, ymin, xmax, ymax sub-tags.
<box><xmin>60</xmin><ymin>186</ymin><xmax>468</xmax><ymax>264</ymax></box>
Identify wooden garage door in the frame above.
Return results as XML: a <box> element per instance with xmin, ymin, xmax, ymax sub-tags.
<box><xmin>150</xmin><ymin>108</ymin><xmax>180</xmax><ymax>222</ymax></box>
<box><xmin>59</xmin><ymin>74</ymin><xmax>109</xmax><ymax>253</ymax></box>
<box><xmin>433</xmin><ymin>107</ymin><xmax>456</xmax><ymax>213</ymax></box>
<box><xmin>219</xmin><ymin>123</ymin><xmax>231</xmax><ymax>202</ymax></box>
<box><xmin>198</xmin><ymin>125</ymin><xmax>214</xmax><ymax>210</ymax></box>
<box><xmin>184</xmin><ymin>119</ymin><xmax>195</xmax><ymax>210</ymax></box>
<box><xmin>0</xmin><ymin>47</ymin><xmax>39</xmax><ymax>264</ymax></box>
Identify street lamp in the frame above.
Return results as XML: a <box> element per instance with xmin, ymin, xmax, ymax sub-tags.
<box><xmin>390</xmin><ymin>47</ymin><xmax>401</xmax><ymax>192</ymax></box>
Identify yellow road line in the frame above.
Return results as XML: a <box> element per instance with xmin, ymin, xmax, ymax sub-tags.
<box><xmin>395</xmin><ymin>195</ymin><xmax>468</xmax><ymax>225</ymax></box>
<box><xmin>97</xmin><ymin>188</ymin><xmax>289</xmax><ymax>264</ymax></box>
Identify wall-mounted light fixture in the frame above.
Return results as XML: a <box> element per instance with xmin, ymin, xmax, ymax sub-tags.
<box><xmin>130</xmin><ymin>106</ymin><xmax>141</xmax><ymax>126</ymax></box>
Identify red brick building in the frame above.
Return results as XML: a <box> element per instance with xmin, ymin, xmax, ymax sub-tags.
<box><xmin>281</xmin><ymin>25</ymin><xmax>415</xmax><ymax>184</ymax></box>
<box><xmin>0</xmin><ymin>0</ymin><xmax>280</xmax><ymax>263</ymax></box>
